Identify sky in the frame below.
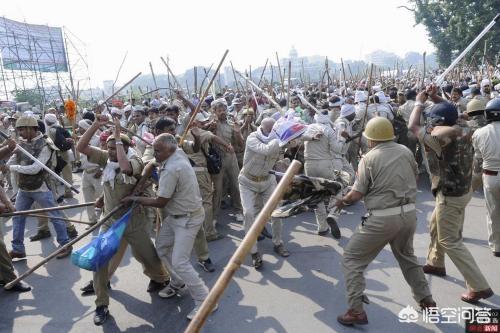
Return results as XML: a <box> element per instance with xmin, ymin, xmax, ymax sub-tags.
<box><xmin>3</xmin><ymin>0</ymin><xmax>435</xmax><ymax>88</ymax></box>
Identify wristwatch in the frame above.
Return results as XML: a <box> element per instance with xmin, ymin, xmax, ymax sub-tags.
<box><xmin>414</xmin><ymin>101</ymin><xmax>425</xmax><ymax>108</ymax></box>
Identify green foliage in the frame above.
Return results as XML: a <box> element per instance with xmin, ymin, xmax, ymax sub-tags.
<box><xmin>408</xmin><ymin>0</ymin><xmax>500</xmax><ymax>66</ymax></box>
<box><xmin>13</xmin><ymin>89</ymin><xmax>43</xmax><ymax>106</ymax></box>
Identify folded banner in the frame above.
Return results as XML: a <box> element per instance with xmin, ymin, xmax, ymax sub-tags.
<box><xmin>273</xmin><ymin>118</ymin><xmax>307</xmax><ymax>147</ymax></box>
<box><xmin>71</xmin><ymin>208</ymin><xmax>133</xmax><ymax>271</ymax></box>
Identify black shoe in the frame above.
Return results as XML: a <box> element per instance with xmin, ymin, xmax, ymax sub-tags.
<box><xmin>317</xmin><ymin>229</ymin><xmax>329</xmax><ymax>236</ymax></box>
<box><xmin>147</xmin><ymin>279</ymin><xmax>167</xmax><ymax>292</ymax></box>
<box><xmin>273</xmin><ymin>244</ymin><xmax>290</xmax><ymax>257</ymax></box>
<box><xmin>56</xmin><ymin>195</ymin><xmax>65</xmax><ymax>204</ymax></box>
<box><xmin>252</xmin><ymin>252</ymin><xmax>263</xmax><ymax>270</ymax></box>
<box><xmin>56</xmin><ymin>245</ymin><xmax>72</xmax><ymax>259</ymax></box>
<box><xmin>0</xmin><ymin>280</ymin><xmax>4</xmax><ymax>286</ymax></box>
<box><xmin>67</xmin><ymin>229</ymin><xmax>78</xmax><ymax>239</ymax></box>
<box><xmin>326</xmin><ymin>216</ymin><xmax>341</xmax><ymax>239</ymax></box>
<box><xmin>81</xmin><ymin>280</ymin><xmax>95</xmax><ymax>294</ymax></box>
<box><xmin>5</xmin><ymin>281</ymin><xmax>31</xmax><ymax>293</ymax></box>
<box><xmin>29</xmin><ymin>230</ymin><xmax>51</xmax><ymax>242</ymax></box>
<box><xmin>198</xmin><ymin>258</ymin><xmax>215</xmax><ymax>273</ymax></box>
<box><xmin>494</xmin><ymin>252</ymin><xmax>500</xmax><ymax>257</ymax></box>
<box><xmin>81</xmin><ymin>280</ymin><xmax>111</xmax><ymax>295</ymax></box>
<box><xmin>93</xmin><ymin>306</ymin><xmax>109</xmax><ymax>326</ymax></box>
<box><xmin>261</xmin><ymin>226</ymin><xmax>272</xmax><ymax>239</ymax></box>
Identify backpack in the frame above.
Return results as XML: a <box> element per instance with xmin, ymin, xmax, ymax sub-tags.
<box><xmin>52</xmin><ymin>126</ymin><xmax>73</xmax><ymax>151</ymax></box>
<box><xmin>390</xmin><ymin>106</ymin><xmax>408</xmax><ymax>138</ymax></box>
<box><xmin>202</xmin><ymin>143</ymin><xmax>222</xmax><ymax>174</ymax></box>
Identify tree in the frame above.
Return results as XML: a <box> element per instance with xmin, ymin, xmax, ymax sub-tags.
<box><xmin>405</xmin><ymin>0</ymin><xmax>500</xmax><ymax>66</ymax></box>
<box><xmin>13</xmin><ymin>89</ymin><xmax>43</xmax><ymax>107</ymax></box>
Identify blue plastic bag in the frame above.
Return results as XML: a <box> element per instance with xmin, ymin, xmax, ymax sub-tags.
<box><xmin>71</xmin><ymin>208</ymin><xmax>132</xmax><ymax>271</ymax></box>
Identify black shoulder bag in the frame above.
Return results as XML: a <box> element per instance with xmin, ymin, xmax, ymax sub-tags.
<box><xmin>201</xmin><ymin>144</ymin><xmax>222</xmax><ymax>174</ymax></box>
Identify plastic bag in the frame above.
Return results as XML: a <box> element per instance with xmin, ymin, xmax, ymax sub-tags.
<box><xmin>71</xmin><ymin>208</ymin><xmax>132</xmax><ymax>271</ymax></box>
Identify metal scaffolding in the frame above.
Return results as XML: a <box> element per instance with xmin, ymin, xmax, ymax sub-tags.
<box><xmin>0</xmin><ymin>17</ymin><xmax>93</xmax><ymax>108</ymax></box>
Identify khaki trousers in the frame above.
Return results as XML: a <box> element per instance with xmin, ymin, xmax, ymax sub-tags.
<box><xmin>238</xmin><ymin>174</ymin><xmax>283</xmax><ymax>254</ymax></box>
<box><xmin>0</xmin><ymin>223</ymin><xmax>16</xmax><ymax>283</ymax></box>
<box><xmin>156</xmin><ymin>208</ymin><xmax>209</xmax><ymax>303</ymax></box>
<box><xmin>158</xmin><ymin>202</ymin><xmax>209</xmax><ymax>262</ymax></box>
<box><xmin>212</xmin><ymin>153</ymin><xmax>242</xmax><ymax>220</ymax></box>
<box><xmin>484</xmin><ymin>174</ymin><xmax>500</xmax><ymax>252</ymax></box>
<box><xmin>426</xmin><ymin>191</ymin><xmax>490</xmax><ymax>291</ymax></box>
<box><xmin>94</xmin><ymin>212</ymin><xmax>169</xmax><ymax>307</ymax></box>
<box><xmin>61</xmin><ymin>163</ymin><xmax>73</xmax><ymax>195</ymax></box>
<box><xmin>195</xmin><ymin>170</ymin><xmax>216</xmax><ymax>238</ymax></box>
<box><xmin>82</xmin><ymin>170</ymin><xmax>103</xmax><ymax>223</ymax></box>
<box><xmin>343</xmin><ymin>211</ymin><xmax>431</xmax><ymax>311</ymax></box>
<box><xmin>304</xmin><ymin>160</ymin><xmax>336</xmax><ymax>232</ymax></box>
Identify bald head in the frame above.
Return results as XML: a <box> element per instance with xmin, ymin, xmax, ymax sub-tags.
<box><xmin>260</xmin><ymin>118</ymin><xmax>276</xmax><ymax>136</ymax></box>
<box><xmin>153</xmin><ymin>133</ymin><xmax>178</xmax><ymax>163</ymax></box>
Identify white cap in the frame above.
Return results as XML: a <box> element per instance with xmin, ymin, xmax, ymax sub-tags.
<box><xmin>123</xmin><ymin>104</ymin><xmax>135</xmax><ymax>112</ymax></box>
<box><xmin>194</xmin><ymin>112</ymin><xmax>209</xmax><ymax>122</ymax></box>
<box><xmin>44</xmin><ymin>113</ymin><xmax>58</xmax><ymax>125</ymax></box>
<box><xmin>481</xmin><ymin>79</ymin><xmax>491</xmax><ymax>87</ymax></box>
<box><xmin>355</xmin><ymin>90</ymin><xmax>368</xmax><ymax>103</ymax></box>
<box><xmin>340</xmin><ymin>104</ymin><xmax>356</xmax><ymax>118</ymax></box>
<box><xmin>375</xmin><ymin>91</ymin><xmax>388</xmax><ymax>104</ymax></box>
<box><xmin>314</xmin><ymin>113</ymin><xmax>330</xmax><ymax>125</ymax></box>
<box><xmin>111</xmin><ymin>107</ymin><xmax>124</xmax><ymax>116</ymax></box>
<box><xmin>78</xmin><ymin>119</ymin><xmax>92</xmax><ymax>130</ymax></box>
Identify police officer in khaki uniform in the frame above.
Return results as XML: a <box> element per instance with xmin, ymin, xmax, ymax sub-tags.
<box><xmin>303</xmin><ymin>111</ymin><xmax>342</xmax><ymax>237</ymax></box>
<box><xmin>0</xmin><ymin>186</ymin><xmax>31</xmax><ymax>292</ymax></box>
<box><xmin>122</xmin><ymin>133</ymin><xmax>215</xmax><ymax>321</ymax></box>
<box><xmin>336</xmin><ymin>117</ymin><xmax>435</xmax><ymax>326</ymax></box>
<box><xmin>210</xmin><ymin>98</ymin><xmax>244</xmax><ymax>222</ymax></box>
<box><xmin>465</xmin><ymin>98</ymin><xmax>488</xmax><ymax>191</ymax></box>
<box><xmin>239</xmin><ymin>118</ymin><xmax>289</xmax><ymax>270</ymax></box>
<box><xmin>77</xmin><ymin>116</ymin><xmax>169</xmax><ymax>326</ymax></box>
<box><xmin>154</xmin><ymin>116</ymin><xmax>217</xmax><ymax>272</ymax></box>
<box><xmin>182</xmin><ymin>113</ymin><xmax>233</xmax><ymax>242</ymax></box>
<box><xmin>472</xmin><ymin>98</ymin><xmax>500</xmax><ymax>257</ymax></box>
<box><xmin>409</xmin><ymin>85</ymin><xmax>493</xmax><ymax>304</ymax></box>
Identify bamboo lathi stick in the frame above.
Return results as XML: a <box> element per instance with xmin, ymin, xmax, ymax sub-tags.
<box><xmin>184</xmin><ymin>160</ymin><xmax>302</xmax><ymax>333</ymax></box>
<box><xmin>24</xmin><ymin>213</ymin><xmax>94</xmax><ymax>225</ymax></box>
<box><xmin>4</xmin><ymin>204</ymin><xmax>126</xmax><ymax>289</ymax></box>
<box><xmin>179</xmin><ymin>50</ymin><xmax>229</xmax><ymax>146</ymax></box>
<box><xmin>0</xmin><ymin>202</ymin><xmax>96</xmax><ymax>218</ymax></box>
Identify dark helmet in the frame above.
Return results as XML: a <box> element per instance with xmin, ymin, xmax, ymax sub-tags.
<box><xmin>428</xmin><ymin>102</ymin><xmax>458</xmax><ymax>126</ymax></box>
<box><xmin>485</xmin><ymin>98</ymin><xmax>500</xmax><ymax>122</ymax></box>
<box><xmin>404</xmin><ymin>88</ymin><xmax>417</xmax><ymax>101</ymax></box>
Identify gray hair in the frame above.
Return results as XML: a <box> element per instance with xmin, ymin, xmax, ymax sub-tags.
<box><xmin>154</xmin><ymin>133</ymin><xmax>178</xmax><ymax>149</ymax></box>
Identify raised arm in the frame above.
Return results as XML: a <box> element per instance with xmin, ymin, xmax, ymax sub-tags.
<box><xmin>113</xmin><ymin>118</ymin><xmax>132</xmax><ymax>175</ymax></box>
<box><xmin>77</xmin><ymin>115</ymin><xmax>107</xmax><ymax>155</ymax></box>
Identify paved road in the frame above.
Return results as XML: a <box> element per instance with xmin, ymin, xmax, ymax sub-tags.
<box><xmin>0</xmin><ymin>174</ymin><xmax>498</xmax><ymax>333</ymax></box>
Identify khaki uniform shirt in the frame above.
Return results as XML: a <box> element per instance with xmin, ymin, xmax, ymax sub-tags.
<box><xmin>87</xmin><ymin>147</ymin><xmax>143</xmax><ymax>215</ymax></box>
<box><xmin>304</xmin><ymin>124</ymin><xmax>341</xmax><ymax>160</ymax></box>
<box><xmin>241</xmin><ymin>133</ymin><xmax>280</xmax><ymax>178</ymax></box>
<box><xmin>353</xmin><ymin>141</ymin><xmax>417</xmax><ymax>210</ymax></box>
<box><xmin>399</xmin><ymin>100</ymin><xmax>415</xmax><ymax>123</ymax></box>
<box><xmin>472</xmin><ymin>122</ymin><xmax>500</xmax><ymax>172</ymax></box>
<box><xmin>182</xmin><ymin>129</ymin><xmax>215</xmax><ymax>168</ymax></box>
<box><xmin>157</xmin><ymin>149</ymin><xmax>202</xmax><ymax>216</ymax></box>
<box><xmin>215</xmin><ymin>121</ymin><xmax>237</xmax><ymax>158</ymax></box>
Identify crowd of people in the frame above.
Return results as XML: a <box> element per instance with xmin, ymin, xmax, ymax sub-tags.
<box><xmin>0</xmin><ymin>67</ymin><xmax>498</xmax><ymax>327</ymax></box>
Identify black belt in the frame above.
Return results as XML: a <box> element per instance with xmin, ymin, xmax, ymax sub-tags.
<box><xmin>483</xmin><ymin>169</ymin><xmax>499</xmax><ymax>176</ymax></box>
<box><xmin>172</xmin><ymin>214</ymin><xmax>189</xmax><ymax>219</ymax></box>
